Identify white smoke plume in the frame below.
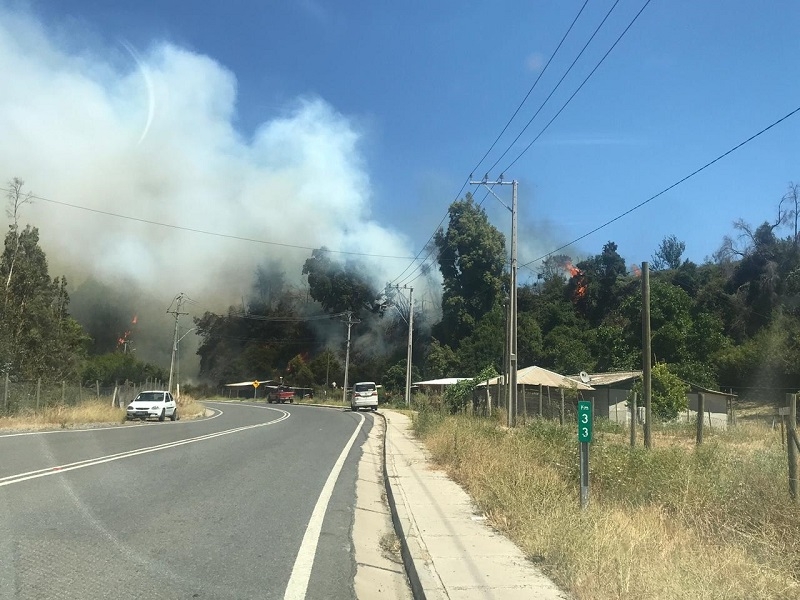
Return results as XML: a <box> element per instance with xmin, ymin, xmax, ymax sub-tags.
<box><xmin>0</xmin><ymin>8</ymin><xmax>417</xmax><ymax>313</ymax></box>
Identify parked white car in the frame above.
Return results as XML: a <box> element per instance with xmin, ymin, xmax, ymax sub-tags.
<box><xmin>126</xmin><ymin>390</ymin><xmax>179</xmax><ymax>422</ymax></box>
<box><xmin>350</xmin><ymin>381</ymin><xmax>378</xmax><ymax>411</ymax></box>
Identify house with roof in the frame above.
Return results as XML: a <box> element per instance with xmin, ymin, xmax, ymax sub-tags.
<box><xmin>567</xmin><ymin>371</ymin><xmax>735</xmax><ymax>428</ymax></box>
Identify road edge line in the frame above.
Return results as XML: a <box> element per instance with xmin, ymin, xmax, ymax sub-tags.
<box><xmin>284</xmin><ymin>411</ymin><xmax>366</xmax><ymax>600</ymax></box>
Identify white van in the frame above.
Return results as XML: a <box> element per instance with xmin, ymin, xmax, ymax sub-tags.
<box><xmin>351</xmin><ymin>381</ymin><xmax>378</xmax><ymax>411</ymax></box>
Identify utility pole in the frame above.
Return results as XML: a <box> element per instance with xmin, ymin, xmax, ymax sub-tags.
<box><xmin>642</xmin><ymin>262</ymin><xmax>652</xmax><ymax>449</ymax></box>
<box><xmin>394</xmin><ymin>285</ymin><xmax>415</xmax><ymax>407</ymax></box>
<box><xmin>470</xmin><ymin>176</ymin><xmax>518</xmax><ymax>427</ymax></box>
<box><xmin>341</xmin><ymin>311</ymin><xmax>360</xmax><ymax>406</ymax></box>
<box><xmin>167</xmin><ymin>293</ymin><xmax>189</xmax><ymax>394</ymax></box>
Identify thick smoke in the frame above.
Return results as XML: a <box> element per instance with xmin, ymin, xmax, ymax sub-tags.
<box><xmin>0</xmin><ymin>9</ymin><xmax>427</xmax><ymax>371</ymax></box>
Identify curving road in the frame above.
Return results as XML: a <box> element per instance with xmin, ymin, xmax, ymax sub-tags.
<box><xmin>0</xmin><ymin>402</ymin><xmax>376</xmax><ymax>600</ymax></box>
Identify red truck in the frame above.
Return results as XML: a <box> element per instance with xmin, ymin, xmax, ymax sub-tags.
<box><xmin>268</xmin><ymin>386</ymin><xmax>295</xmax><ymax>404</ymax></box>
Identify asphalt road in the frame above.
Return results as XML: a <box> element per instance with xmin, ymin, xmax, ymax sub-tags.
<box><xmin>0</xmin><ymin>402</ymin><xmax>376</xmax><ymax>600</ymax></box>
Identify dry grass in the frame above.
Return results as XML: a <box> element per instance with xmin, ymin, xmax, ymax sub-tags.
<box><xmin>0</xmin><ymin>394</ymin><xmax>207</xmax><ymax>432</ymax></box>
<box><xmin>414</xmin><ymin>410</ymin><xmax>800</xmax><ymax>600</ymax></box>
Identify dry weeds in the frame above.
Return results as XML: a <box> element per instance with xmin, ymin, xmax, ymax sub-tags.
<box><xmin>415</xmin><ymin>411</ymin><xmax>800</xmax><ymax>600</ymax></box>
<box><xmin>0</xmin><ymin>394</ymin><xmax>207</xmax><ymax>432</ymax></box>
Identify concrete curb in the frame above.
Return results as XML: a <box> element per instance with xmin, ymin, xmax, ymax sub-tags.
<box><xmin>377</xmin><ymin>411</ymin><xmax>427</xmax><ymax>600</ymax></box>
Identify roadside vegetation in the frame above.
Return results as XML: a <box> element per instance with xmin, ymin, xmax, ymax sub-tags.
<box><xmin>0</xmin><ymin>394</ymin><xmax>207</xmax><ymax>432</ymax></box>
<box><xmin>412</xmin><ymin>403</ymin><xmax>799</xmax><ymax>600</ymax></box>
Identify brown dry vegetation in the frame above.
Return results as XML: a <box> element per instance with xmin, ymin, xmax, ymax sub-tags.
<box><xmin>0</xmin><ymin>394</ymin><xmax>207</xmax><ymax>432</ymax></box>
<box><xmin>413</xmin><ymin>408</ymin><xmax>799</xmax><ymax>600</ymax></box>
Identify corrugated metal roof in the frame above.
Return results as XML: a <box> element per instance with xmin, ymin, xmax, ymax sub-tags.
<box><xmin>566</xmin><ymin>371</ymin><xmax>642</xmax><ymax>387</ymax></box>
<box><xmin>413</xmin><ymin>378</ymin><xmax>470</xmax><ymax>386</ymax></box>
<box><xmin>478</xmin><ymin>366</ymin><xmax>594</xmax><ymax>391</ymax></box>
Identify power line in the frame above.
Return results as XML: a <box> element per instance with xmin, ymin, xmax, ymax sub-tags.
<box><xmin>520</xmin><ymin>103</ymin><xmax>800</xmax><ymax>268</ymax></box>
<box><xmin>469</xmin><ymin>0</ymin><xmax>591</xmax><ymax>178</ymax></box>
<box><xmin>501</xmin><ymin>0</ymin><xmax>653</xmax><ymax>174</ymax></box>
<box><xmin>388</xmin><ymin>176</ymin><xmax>469</xmax><ymax>286</ymax></box>
<box><xmin>486</xmin><ymin>0</ymin><xmax>625</xmax><ymax>175</ymax></box>
<box><xmin>0</xmin><ymin>189</ymin><xmax>425</xmax><ymax>262</ymax></box>
<box><xmin>395</xmin><ymin>1</ymin><xmax>650</xmax><ymax>284</ymax></box>
<box><xmin>227</xmin><ymin>311</ymin><xmax>348</xmax><ymax>322</ymax></box>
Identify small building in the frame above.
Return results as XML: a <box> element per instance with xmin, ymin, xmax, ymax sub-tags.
<box><xmin>412</xmin><ymin>378</ymin><xmax>470</xmax><ymax>395</ymax></box>
<box><xmin>568</xmin><ymin>371</ymin><xmax>735</xmax><ymax>429</ymax></box>
<box><xmin>566</xmin><ymin>371</ymin><xmax>642</xmax><ymax>422</ymax></box>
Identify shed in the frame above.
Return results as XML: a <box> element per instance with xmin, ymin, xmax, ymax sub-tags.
<box><xmin>566</xmin><ymin>371</ymin><xmax>642</xmax><ymax>422</ymax></box>
<box><xmin>413</xmin><ymin>378</ymin><xmax>470</xmax><ymax>395</ymax></box>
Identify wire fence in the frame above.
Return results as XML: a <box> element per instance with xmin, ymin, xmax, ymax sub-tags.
<box><xmin>1</xmin><ymin>375</ymin><xmax>169</xmax><ymax>415</ymax></box>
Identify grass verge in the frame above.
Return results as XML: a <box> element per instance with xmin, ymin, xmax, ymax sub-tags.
<box><xmin>0</xmin><ymin>394</ymin><xmax>207</xmax><ymax>431</ymax></box>
<box><xmin>413</xmin><ymin>409</ymin><xmax>799</xmax><ymax>600</ymax></box>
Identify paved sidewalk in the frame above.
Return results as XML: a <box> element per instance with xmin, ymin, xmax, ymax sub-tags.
<box><xmin>383</xmin><ymin>411</ymin><xmax>568</xmax><ymax>600</ymax></box>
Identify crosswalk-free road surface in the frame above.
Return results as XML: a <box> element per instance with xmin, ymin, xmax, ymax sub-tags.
<box><xmin>0</xmin><ymin>402</ymin><xmax>374</xmax><ymax>600</ymax></box>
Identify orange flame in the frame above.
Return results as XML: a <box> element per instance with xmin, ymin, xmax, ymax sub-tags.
<box><xmin>565</xmin><ymin>261</ymin><xmax>587</xmax><ymax>300</ymax></box>
<box><xmin>565</xmin><ymin>260</ymin><xmax>582</xmax><ymax>278</ymax></box>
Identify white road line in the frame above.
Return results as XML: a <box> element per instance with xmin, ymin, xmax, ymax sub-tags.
<box><xmin>284</xmin><ymin>412</ymin><xmax>366</xmax><ymax>600</ymax></box>
<box><xmin>0</xmin><ymin>406</ymin><xmax>224</xmax><ymax>439</ymax></box>
<box><xmin>0</xmin><ymin>408</ymin><xmax>290</xmax><ymax>488</ymax></box>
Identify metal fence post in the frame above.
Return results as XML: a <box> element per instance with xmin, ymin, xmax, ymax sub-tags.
<box><xmin>3</xmin><ymin>372</ymin><xmax>9</xmax><ymax>413</ymax></box>
<box><xmin>61</xmin><ymin>380</ymin><xmax>66</xmax><ymax>405</ymax></box>
<box><xmin>36</xmin><ymin>378</ymin><xmax>41</xmax><ymax>412</ymax></box>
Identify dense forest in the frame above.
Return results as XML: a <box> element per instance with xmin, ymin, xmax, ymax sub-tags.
<box><xmin>4</xmin><ymin>177</ymin><xmax>800</xmax><ymax>405</ymax></box>
<box><xmin>194</xmin><ymin>185</ymin><xmax>800</xmax><ymax>404</ymax></box>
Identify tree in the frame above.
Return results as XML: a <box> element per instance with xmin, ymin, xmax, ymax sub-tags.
<box><xmin>631</xmin><ymin>362</ymin><xmax>688</xmax><ymax>420</ymax></box>
<box><xmin>425</xmin><ymin>339</ymin><xmax>458</xmax><ymax>378</ymax></box>
<box><xmin>287</xmin><ymin>353</ymin><xmax>315</xmax><ymax>387</ymax></box>
<box><xmin>302</xmin><ymin>248</ymin><xmax>379</xmax><ymax>316</ymax></box>
<box><xmin>3</xmin><ymin>178</ymin><xmax>33</xmax><ymax>303</ymax></box>
<box><xmin>538</xmin><ymin>254</ymin><xmax>572</xmax><ymax>282</ymax></box>
<box><xmin>0</xmin><ymin>225</ymin><xmax>88</xmax><ymax>380</ymax></box>
<box><xmin>432</xmin><ymin>194</ymin><xmax>506</xmax><ymax>347</ymax></box>
<box><xmin>651</xmin><ymin>234</ymin><xmax>686</xmax><ymax>270</ymax></box>
<box><xmin>309</xmin><ymin>349</ymin><xmax>341</xmax><ymax>387</ymax></box>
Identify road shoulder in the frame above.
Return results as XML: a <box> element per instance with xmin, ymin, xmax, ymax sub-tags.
<box><xmin>353</xmin><ymin>412</ymin><xmax>412</xmax><ymax>599</ymax></box>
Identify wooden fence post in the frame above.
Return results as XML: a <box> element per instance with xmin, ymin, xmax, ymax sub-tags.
<box><xmin>538</xmin><ymin>384</ymin><xmax>543</xmax><ymax>418</ymax></box>
<box><xmin>95</xmin><ymin>380</ymin><xmax>100</xmax><ymax>399</ymax></box>
<box><xmin>696</xmin><ymin>392</ymin><xmax>705</xmax><ymax>445</ymax></box>
<box><xmin>560</xmin><ymin>388</ymin><xmax>565</xmax><ymax>426</ymax></box>
<box><xmin>788</xmin><ymin>393</ymin><xmax>798</xmax><ymax>502</ymax></box>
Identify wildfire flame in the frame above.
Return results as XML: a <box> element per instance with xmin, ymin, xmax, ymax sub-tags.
<box><xmin>564</xmin><ymin>261</ymin><xmax>587</xmax><ymax>300</ymax></box>
<box><xmin>565</xmin><ymin>260</ymin><xmax>581</xmax><ymax>278</ymax></box>
<box><xmin>117</xmin><ymin>315</ymin><xmax>138</xmax><ymax>348</ymax></box>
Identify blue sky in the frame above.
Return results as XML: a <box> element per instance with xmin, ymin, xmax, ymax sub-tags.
<box><xmin>4</xmin><ymin>0</ymin><xmax>800</xmax><ymax>296</ymax></box>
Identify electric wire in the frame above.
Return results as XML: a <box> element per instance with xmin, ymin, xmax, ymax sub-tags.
<box><xmin>501</xmin><ymin>0</ymin><xmax>653</xmax><ymax>174</ymax></box>
<box><xmin>486</xmin><ymin>0</ymin><xmax>625</xmax><ymax>175</ymax></box>
<box><xmin>389</xmin><ymin>0</ymin><xmax>593</xmax><ymax>286</ymax></box>
<box><xmin>468</xmin><ymin>0</ymin><xmax>590</xmax><ymax>178</ymax></box>
<box><xmin>520</xmin><ymin>103</ymin><xmax>800</xmax><ymax>268</ymax></box>
<box><xmin>0</xmin><ymin>189</ymin><xmax>424</xmax><ymax>261</ymax></box>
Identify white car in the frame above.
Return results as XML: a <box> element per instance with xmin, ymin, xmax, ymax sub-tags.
<box><xmin>126</xmin><ymin>390</ymin><xmax>179</xmax><ymax>422</ymax></box>
<box><xmin>350</xmin><ymin>381</ymin><xmax>378</xmax><ymax>411</ymax></box>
